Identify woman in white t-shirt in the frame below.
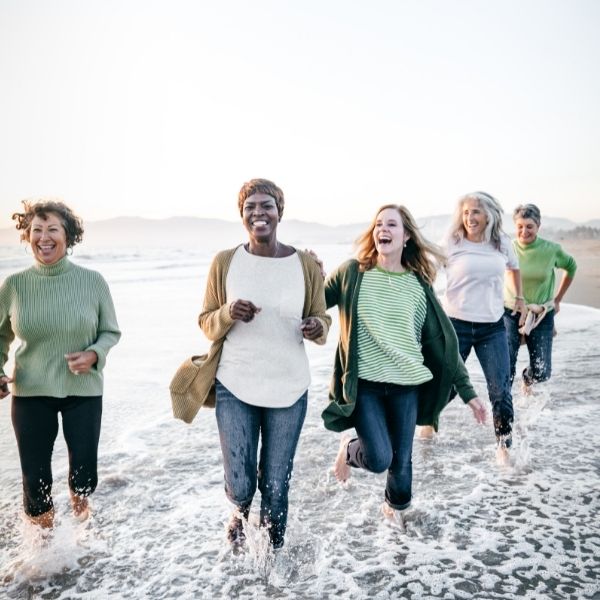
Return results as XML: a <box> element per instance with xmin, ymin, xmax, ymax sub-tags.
<box><xmin>440</xmin><ymin>192</ymin><xmax>525</xmax><ymax>464</ymax></box>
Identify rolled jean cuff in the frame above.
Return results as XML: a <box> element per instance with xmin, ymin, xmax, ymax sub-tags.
<box><xmin>385</xmin><ymin>492</ymin><xmax>411</xmax><ymax>511</ymax></box>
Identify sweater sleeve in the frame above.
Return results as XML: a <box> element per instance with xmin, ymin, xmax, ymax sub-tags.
<box><xmin>555</xmin><ymin>245</ymin><xmax>577</xmax><ymax>277</ymax></box>
<box><xmin>453</xmin><ymin>356</ymin><xmax>477</xmax><ymax>404</ymax></box>
<box><xmin>302</xmin><ymin>254</ymin><xmax>331</xmax><ymax>346</ymax></box>
<box><xmin>324</xmin><ymin>261</ymin><xmax>347</xmax><ymax>308</ymax></box>
<box><xmin>0</xmin><ymin>280</ymin><xmax>16</xmax><ymax>377</ymax></box>
<box><xmin>85</xmin><ymin>275</ymin><xmax>121</xmax><ymax>372</ymax></box>
<box><xmin>198</xmin><ymin>252</ymin><xmax>235</xmax><ymax>341</ymax></box>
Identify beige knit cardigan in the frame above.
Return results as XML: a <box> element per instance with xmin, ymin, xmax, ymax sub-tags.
<box><xmin>171</xmin><ymin>245</ymin><xmax>331</xmax><ymax>423</ymax></box>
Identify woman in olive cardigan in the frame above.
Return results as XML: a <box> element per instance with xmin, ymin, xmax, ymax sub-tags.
<box><xmin>322</xmin><ymin>204</ymin><xmax>486</xmax><ymax>524</ymax></box>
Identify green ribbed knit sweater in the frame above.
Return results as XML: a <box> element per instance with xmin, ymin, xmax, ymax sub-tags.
<box><xmin>0</xmin><ymin>256</ymin><xmax>121</xmax><ymax>397</ymax></box>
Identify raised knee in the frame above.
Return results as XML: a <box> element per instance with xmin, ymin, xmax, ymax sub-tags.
<box><xmin>365</xmin><ymin>452</ymin><xmax>392</xmax><ymax>474</ymax></box>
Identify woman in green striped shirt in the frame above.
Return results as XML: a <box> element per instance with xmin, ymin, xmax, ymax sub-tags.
<box><xmin>323</xmin><ymin>205</ymin><xmax>487</xmax><ymax>526</ymax></box>
<box><xmin>0</xmin><ymin>200</ymin><xmax>120</xmax><ymax>529</ymax></box>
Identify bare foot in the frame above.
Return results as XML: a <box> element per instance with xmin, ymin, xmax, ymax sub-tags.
<box><xmin>416</xmin><ymin>425</ymin><xmax>435</xmax><ymax>439</ymax></box>
<box><xmin>496</xmin><ymin>445</ymin><xmax>510</xmax><ymax>466</ymax></box>
<box><xmin>27</xmin><ymin>508</ymin><xmax>55</xmax><ymax>529</ymax></box>
<box><xmin>70</xmin><ymin>492</ymin><xmax>91</xmax><ymax>521</ymax></box>
<box><xmin>333</xmin><ymin>435</ymin><xmax>351</xmax><ymax>482</ymax></box>
<box><xmin>381</xmin><ymin>503</ymin><xmax>406</xmax><ymax>531</ymax></box>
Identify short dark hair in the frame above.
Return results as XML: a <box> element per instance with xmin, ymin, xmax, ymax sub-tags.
<box><xmin>238</xmin><ymin>179</ymin><xmax>285</xmax><ymax>218</ymax></box>
<box><xmin>12</xmin><ymin>200</ymin><xmax>84</xmax><ymax>247</ymax></box>
<box><xmin>513</xmin><ymin>203</ymin><xmax>541</xmax><ymax>225</ymax></box>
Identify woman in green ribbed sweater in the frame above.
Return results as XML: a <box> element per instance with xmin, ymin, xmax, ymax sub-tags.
<box><xmin>0</xmin><ymin>200</ymin><xmax>120</xmax><ymax>528</ymax></box>
<box><xmin>503</xmin><ymin>203</ymin><xmax>577</xmax><ymax>389</ymax></box>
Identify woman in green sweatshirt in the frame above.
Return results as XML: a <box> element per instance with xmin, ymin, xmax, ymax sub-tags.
<box><xmin>503</xmin><ymin>203</ymin><xmax>577</xmax><ymax>389</ymax></box>
<box><xmin>0</xmin><ymin>200</ymin><xmax>120</xmax><ymax>528</ymax></box>
<box><xmin>323</xmin><ymin>204</ymin><xmax>487</xmax><ymax>526</ymax></box>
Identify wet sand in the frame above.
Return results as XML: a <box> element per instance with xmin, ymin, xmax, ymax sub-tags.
<box><xmin>555</xmin><ymin>239</ymin><xmax>600</xmax><ymax>309</ymax></box>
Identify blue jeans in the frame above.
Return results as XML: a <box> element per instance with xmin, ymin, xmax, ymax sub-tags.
<box><xmin>450</xmin><ymin>317</ymin><xmax>514</xmax><ymax>442</ymax></box>
<box><xmin>346</xmin><ymin>379</ymin><xmax>418</xmax><ymax>510</ymax></box>
<box><xmin>503</xmin><ymin>308</ymin><xmax>554</xmax><ymax>385</ymax></box>
<box><xmin>214</xmin><ymin>380</ymin><xmax>307</xmax><ymax>548</ymax></box>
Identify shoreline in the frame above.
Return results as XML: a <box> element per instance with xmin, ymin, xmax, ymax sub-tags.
<box><xmin>557</xmin><ymin>239</ymin><xmax>600</xmax><ymax>309</ymax></box>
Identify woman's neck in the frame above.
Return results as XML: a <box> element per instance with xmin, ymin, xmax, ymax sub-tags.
<box><xmin>246</xmin><ymin>239</ymin><xmax>281</xmax><ymax>258</ymax></box>
<box><xmin>465</xmin><ymin>232</ymin><xmax>486</xmax><ymax>243</ymax></box>
<box><xmin>376</xmin><ymin>253</ymin><xmax>405</xmax><ymax>273</ymax></box>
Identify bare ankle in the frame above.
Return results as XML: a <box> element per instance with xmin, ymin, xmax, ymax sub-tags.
<box><xmin>70</xmin><ymin>492</ymin><xmax>90</xmax><ymax>520</ymax></box>
<box><xmin>27</xmin><ymin>508</ymin><xmax>55</xmax><ymax>529</ymax></box>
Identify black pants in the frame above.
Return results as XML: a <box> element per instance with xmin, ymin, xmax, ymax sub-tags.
<box><xmin>12</xmin><ymin>395</ymin><xmax>102</xmax><ymax>517</ymax></box>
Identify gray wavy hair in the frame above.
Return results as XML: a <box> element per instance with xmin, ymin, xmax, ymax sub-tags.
<box><xmin>513</xmin><ymin>203</ymin><xmax>541</xmax><ymax>226</ymax></box>
<box><xmin>449</xmin><ymin>191</ymin><xmax>505</xmax><ymax>250</ymax></box>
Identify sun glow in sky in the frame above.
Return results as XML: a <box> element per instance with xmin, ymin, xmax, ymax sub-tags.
<box><xmin>1</xmin><ymin>0</ymin><xmax>599</xmax><ymax>229</ymax></box>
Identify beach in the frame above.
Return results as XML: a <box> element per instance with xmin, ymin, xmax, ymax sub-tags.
<box><xmin>0</xmin><ymin>243</ymin><xmax>599</xmax><ymax>599</ymax></box>
<box><xmin>557</xmin><ymin>239</ymin><xmax>600</xmax><ymax>309</ymax></box>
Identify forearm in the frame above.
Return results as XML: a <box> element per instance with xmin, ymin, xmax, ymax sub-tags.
<box><xmin>199</xmin><ymin>303</ymin><xmax>234</xmax><ymax>341</ymax></box>
<box><xmin>508</xmin><ymin>269</ymin><xmax>523</xmax><ymax>298</ymax></box>
<box><xmin>87</xmin><ymin>289</ymin><xmax>121</xmax><ymax>370</ymax></box>
<box><xmin>555</xmin><ymin>274</ymin><xmax>574</xmax><ymax>303</ymax></box>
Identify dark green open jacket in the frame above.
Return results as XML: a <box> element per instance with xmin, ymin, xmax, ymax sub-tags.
<box><xmin>322</xmin><ymin>259</ymin><xmax>476</xmax><ymax>432</ymax></box>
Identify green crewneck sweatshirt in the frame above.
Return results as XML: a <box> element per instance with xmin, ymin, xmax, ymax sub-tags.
<box><xmin>504</xmin><ymin>236</ymin><xmax>577</xmax><ymax>309</ymax></box>
<box><xmin>0</xmin><ymin>256</ymin><xmax>121</xmax><ymax>397</ymax></box>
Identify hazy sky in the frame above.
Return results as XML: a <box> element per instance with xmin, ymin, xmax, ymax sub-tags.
<box><xmin>1</xmin><ymin>0</ymin><xmax>599</xmax><ymax>229</ymax></box>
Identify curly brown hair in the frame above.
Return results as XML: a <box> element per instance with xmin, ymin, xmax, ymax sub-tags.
<box><xmin>237</xmin><ymin>178</ymin><xmax>285</xmax><ymax>218</ymax></box>
<box><xmin>356</xmin><ymin>204</ymin><xmax>446</xmax><ymax>285</ymax></box>
<box><xmin>12</xmin><ymin>200</ymin><xmax>84</xmax><ymax>248</ymax></box>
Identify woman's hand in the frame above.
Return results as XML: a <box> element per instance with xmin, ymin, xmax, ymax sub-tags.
<box><xmin>65</xmin><ymin>351</ymin><xmax>98</xmax><ymax>375</ymax></box>
<box><xmin>553</xmin><ymin>299</ymin><xmax>561</xmax><ymax>314</ymax></box>
<box><xmin>467</xmin><ymin>397</ymin><xmax>487</xmax><ymax>424</ymax></box>
<box><xmin>513</xmin><ymin>297</ymin><xmax>527</xmax><ymax>327</ymax></box>
<box><xmin>229</xmin><ymin>299</ymin><xmax>262</xmax><ymax>323</ymax></box>
<box><xmin>0</xmin><ymin>375</ymin><xmax>13</xmax><ymax>399</ymax></box>
<box><xmin>300</xmin><ymin>317</ymin><xmax>323</xmax><ymax>341</ymax></box>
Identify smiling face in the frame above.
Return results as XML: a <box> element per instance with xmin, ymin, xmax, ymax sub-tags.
<box><xmin>373</xmin><ymin>207</ymin><xmax>408</xmax><ymax>257</ymax></box>
<box><xmin>30</xmin><ymin>212</ymin><xmax>68</xmax><ymax>265</ymax></box>
<box><xmin>242</xmin><ymin>193</ymin><xmax>280</xmax><ymax>243</ymax></box>
<box><xmin>515</xmin><ymin>217</ymin><xmax>539</xmax><ymax>245</ymax></box>
<box><xmin>462</xmin><ymin>197</ymin><xmax>488</xmax><ymax>242</ymax></box>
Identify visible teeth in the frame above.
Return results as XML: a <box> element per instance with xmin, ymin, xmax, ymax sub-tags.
<box><xmin>253</xmin><ymin>221</ymin><xmax>267</xmax><ymax>226</ymax></box>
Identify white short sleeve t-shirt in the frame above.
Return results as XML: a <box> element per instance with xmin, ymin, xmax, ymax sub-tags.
<box><xmin>216</xmin><ymin>246</ymin><xmax>310</xmax><ymax>408</ymax></box>
<box><xmin>442</xmin><ymin>234</ymin><xmax>518</xmax><ymax>323</ymax></box>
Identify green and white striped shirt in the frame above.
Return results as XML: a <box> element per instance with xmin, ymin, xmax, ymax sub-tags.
<box><xmin>357</xmin><ymin>267</ymin><xmax>432</xmax><ymax>385</ymax></box>
<box><xmin>0</xmin><ymin>256</ymin><xmax>121</xmax><ymax>397</ymax></box>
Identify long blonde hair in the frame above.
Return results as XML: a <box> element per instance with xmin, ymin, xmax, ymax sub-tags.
<box><xmin>356</xmin><ymin>204</ymin><xmax>445</xmax><ymax>285</ymax></box>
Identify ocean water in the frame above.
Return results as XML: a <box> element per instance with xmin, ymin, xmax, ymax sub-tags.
<box><xmin>0</xmin><ymin>244</ymin><xmax>599</xmax><ymax>600</ymax></box>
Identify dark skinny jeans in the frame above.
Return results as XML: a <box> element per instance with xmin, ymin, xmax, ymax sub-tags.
<box><xmin>12</xmin><ymin>395</ymin><xmax>102</xmax><ymax>517</ymax></box>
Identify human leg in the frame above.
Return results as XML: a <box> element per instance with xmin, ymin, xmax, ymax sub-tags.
<box><xmin>384</xmin><ymin>384</ymin><xmax>419</xmax><ymax>510</ymax></box>
<box><xmin>215</xmin><ymin>381</ymin><xmax>260</xmax><ymax>523</ymax></box>
<box><xmin>11</xmin><ymin>396</ymin><xmax>60</xmax><ymax>527</ymax></box>
<box><xmin>61</xmin><ymin>396</ymin><xmax>102</xmax><ymax>518</ymax></box>
<box><xmin>441</xmin><ymin>318</ymin><xmax>475</xmax><ymax>412</ymax></box>
<box><xmin>257</xmin><ymin>391</ymin><xmax>307</xmax><ymax>548</ymax></box>
<box><xmin>449</xmin><ymin>318</ymin><xmax>475</xmax><ymax>364</ymax></box>
<box><xmin>503</xmin><ymin>308</ymin><xmax>521</xmax><ymax>384</ymax></box>
<box><xmin>473</xmin><ymin>319</ymin><xmax>514</xmax><ymax>445</ymax></box>
<box><xmin>524</xmin><ymin>311</ymin><xmax>555</xmax><ymax>384</ymax></box>
<box><xmin>346</xmin><ymin>379</ymin><xmax>393</xmax><ymax>475</ymax></box>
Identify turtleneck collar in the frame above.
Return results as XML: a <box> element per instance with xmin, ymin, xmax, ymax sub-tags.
<box><xmin>32</xmin><ymin>254</ymin><xmax>72</xmax><ymax>276</ymax></box>
<box><xmin>516</xmin><ymin>236</ymin><xmax>541</xmax><ymax>251</ymax></box>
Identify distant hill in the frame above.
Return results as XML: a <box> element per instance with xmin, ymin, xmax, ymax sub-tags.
<box><xmin>0</xmin><ymin>214</ymin><xmax>596</xmax><ymax>248</ymax></box>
